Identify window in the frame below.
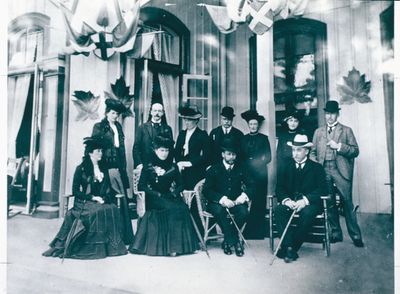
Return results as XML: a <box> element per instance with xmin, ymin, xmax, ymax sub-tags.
<box><xmin>273</xmin><ymin>18</ymin><xmax>328</xmax><ymax>138</ymax></box>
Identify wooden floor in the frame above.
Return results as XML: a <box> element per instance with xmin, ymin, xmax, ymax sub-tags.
<box><xmin>6</xmin><ymin>213</ymin><xmax>394</xmax><ymax>294</ymax></box>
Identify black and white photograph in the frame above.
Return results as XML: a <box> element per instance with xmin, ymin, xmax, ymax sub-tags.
<box><xmin>2</xmin><ymin>0</ymin><xmax>397</xmax><ymax>293</ymax></box>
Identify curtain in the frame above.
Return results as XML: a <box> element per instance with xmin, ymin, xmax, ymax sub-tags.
<box><xmin>8</xmin><ymin>31</ymin><xmax>37</xmax><ymax>167</ymax></box>
<box><xmin>152</xmin><ymin>34</ymin><xmax>179</xmax><ymax>135</ymax></box>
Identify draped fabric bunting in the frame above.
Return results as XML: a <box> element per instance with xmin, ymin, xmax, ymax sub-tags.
<box><xmin>203</xmin><ymin>0</ymin><xmax>309</xmax><ymax>35</ymax></box>
<box><xmin>53</xmin><ymin>0</ymin><xmax>155</xmax><ymax>60</ymax></box>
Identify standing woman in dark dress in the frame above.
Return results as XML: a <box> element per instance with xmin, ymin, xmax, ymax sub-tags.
<box><xmin>240</xmin><ymin>110</ymin><xmax>272</xmax><ymax>240</ymax></box>
<box><xmin>92</xmin><ymin>99</ymin><xmax>134</xmax><ymax>245</ymax></box>
<box><xmin>276</xmin><ymin>108</ymin><xmax>303</xmax><ymax>178</ymax></box>
<box><xmin>129</xmin><ymin>136</ymin><xmax>199</xmax><ymax>256</ymax></box>
<box><xmin>42</xmin><ymin>137</ymin><xmax>127</xmax><ymax>259</ymax></box>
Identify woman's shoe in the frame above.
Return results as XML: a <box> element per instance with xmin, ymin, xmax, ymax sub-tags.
<box><xmin>42</xmin><ymin>248</ymin><xmax>57</xmax><ymax>257</ymax></box>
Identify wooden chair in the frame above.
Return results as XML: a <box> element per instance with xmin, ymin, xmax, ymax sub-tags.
<box><xmin>133</xmin><ymin>168</ymin><xmax>146</xmax><ymax>218</ymax></box>
<box><xmin>7</xmin><ymin>158</ymin><xmax>25</xmax><ymax>218</ymax></box>
<box><xmin>267</xmin><ymin>195</ymin><xmax>331</xmax><ymax>256</ymax></box>
<box><xmin>193</xmin><ymin>178</ymin><xmax>252</xmax><ymax>246</ymax></box>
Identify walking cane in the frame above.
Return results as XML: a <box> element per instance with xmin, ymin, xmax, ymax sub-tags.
<box><xmin>225</xmin><ymin>208</ymin><xmax>250</xmax><ymax>249</ymax></box>
<box><xmin>189</xmin><ymin>213</ymin><xmax>211</xmax><ymax>259</ymax></box>
<box><xmin>269</xmin><ymin>209</ymin><xmax>296</xmax><ymax>266</ymax></box>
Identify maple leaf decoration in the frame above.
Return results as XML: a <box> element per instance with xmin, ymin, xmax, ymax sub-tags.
<box><xmin>72</xmin><ymin>90</ymin><xmax>101</xmax><ymax>121</ymax></box>
<box><xmin>104</xmin><ymin>76</ymin><xmax>135</xmax><ymax>118</ymax></box>
<box><xmin>337</xmin><ymin>67</ymin><xmax>372</xmax><ymax>105</ymax></box>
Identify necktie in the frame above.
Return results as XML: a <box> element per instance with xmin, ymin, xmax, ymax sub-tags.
<box><xmin>328</xmin><ymin>126</ymin><xmax>333</xmax><ymax>134</ymax></box>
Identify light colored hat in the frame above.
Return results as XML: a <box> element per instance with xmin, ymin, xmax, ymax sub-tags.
<box><xmin>287</xmin><ymin>134</ymin><xmax>313</xmax><ymax>148</ymax></box>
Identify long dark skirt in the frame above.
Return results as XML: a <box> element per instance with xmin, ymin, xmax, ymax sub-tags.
<box><xmin>129</xmin><ymin>197</ymin><xmax>199</xmax><ymax>256</ymax></box>
<box><xmin>243</xmin><ymin>178</ymin><xmax>268</xmax><ymax>239</ymax></box>
<box><xmin>50</xmin><ymin>200</ymin><xmax>127</xmax><ymax>259</ymax></box>
<box><xmin>108</xmin><ymin>168</ymin><xmax>135</xmax><ymax>245</ymax></box>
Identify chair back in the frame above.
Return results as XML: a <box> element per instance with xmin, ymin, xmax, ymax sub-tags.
<box><xmin>133</xmin><ymin>168</ymin><xmax>146</xmax><ymax>218</ymax></box>
<box><xmin>193</xmin><ymin>178</ymin><xmax>207</xmax><ymax>229</ymax></box>
<box><xmin>133</xmin><ymin>168</ymin><xmax>141</xmax><ymax>193</ymax></box>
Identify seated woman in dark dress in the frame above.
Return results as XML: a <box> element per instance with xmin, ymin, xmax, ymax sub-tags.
<box><xmin>42</xmin><ymin>137</ymin><xmax>127</xmax><ymax>259</ymax></box>
<box><xmin>129</xmin><ymin>136</ymin><xmax>199</xmax><ymax>256</ymax></box>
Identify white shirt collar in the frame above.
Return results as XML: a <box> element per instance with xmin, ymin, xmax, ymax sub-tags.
<box><xmin>295</xmin><ymin>157</ymin><xmax>307</xmax><ymax>168</ymax></box>
<box><xmin>223</xmin><ymin>126</ymin><xmax>232</xmax><ymax>134</ymax></box>
<box><xmin>327</xmin><ymin>121</ymin><xmax>338</xmax><ymax>128</ymax></box>
<box><xmin>223</xmin><ymin>161</ymin><xmax>234</xmax><ymax>170</ymax></box>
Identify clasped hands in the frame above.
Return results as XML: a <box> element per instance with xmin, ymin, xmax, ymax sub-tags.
<box><xmin>92</xmin><ymin>196</ymin><xmax>105</xmax><ymax>204</ymax></box>
<box><xmin>219</xmin><ymin>193</ymin><xmax>249</xmax><ymax>208</ymax></box>
<box><xmin>284</xmin><ymin>198</ymin><xmax>307</xmax><ymax>212</ymax></box>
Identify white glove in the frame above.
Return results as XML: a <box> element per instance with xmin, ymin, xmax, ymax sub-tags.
<box><xmin>234</xmin><ymin>193</ymin><xmax>249</xmax><ymax>205</ymax></box>
<box><xmin>219</xmin><ymin>196</ymin><xmax>235</xmax><ymax>208</ymax></box>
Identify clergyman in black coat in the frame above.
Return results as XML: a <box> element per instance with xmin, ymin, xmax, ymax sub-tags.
<box><xmin>275</xmin><ymin>134</ymin><xmax>328</xmax><ymax>263</ymax></box>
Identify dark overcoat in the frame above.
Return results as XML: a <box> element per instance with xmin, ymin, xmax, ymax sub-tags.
<box><xmin>209</xmin><ymin>126</ymin><xmax>243</xmax><ymax>165</ymax></box>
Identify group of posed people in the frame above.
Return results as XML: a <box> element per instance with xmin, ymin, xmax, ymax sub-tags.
<box><xmin>42</xmin><ymin>98</ymin><xmax>364</xmax><ymax>263</ymax></box>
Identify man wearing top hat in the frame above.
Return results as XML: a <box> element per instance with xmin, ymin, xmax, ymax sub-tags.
<box><xmin>311</xmin><ymin>100</ymin><xmax>363</xmax><ymax>247</ymax></box>
<box><xmin>209</xmin><ymin>106</ymin><xmax>244</xmax><ymax>165</ymax></box>
<box><xmin>132</xmin><ymin>102</ymin><xmax>173</xmax><ymax>170</ymax></box>
<box><xmin>275</xmin><ymin>134</ymin><xmax>328</xmax><ymax>263</ymax></box>
<box><xmin>203</xmin><ymin>138</ymin><xmax>254</xmax><ymax>257</ymax></box>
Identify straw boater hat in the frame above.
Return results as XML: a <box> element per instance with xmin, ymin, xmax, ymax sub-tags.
<box><xmin>240</xmin><ymin>110</ymin><xmax>265</xmax><ymax>123</ymax></box>
<box><xmin>323</xmin><ymin>100</ymin><xmax>341</xmax><ymax>113</ymax></box>
<box><xmin>178</xmin><ymin>105</ymin><xmax>202</xmax><ymax>119</ymax></box>
<box><xmin>287</xmin><ymin>134</ymin><xmax>313</xmax><ymax>148</ymax></box>
<box><xmin>105</xmin><ymin>98</ymin><xmax>127</xmax><ymax>114</ymax></box>
<box><xmin>220</xmin><ymin>106</ymin><xmax>235</xmax><ymax>120</ymax></box>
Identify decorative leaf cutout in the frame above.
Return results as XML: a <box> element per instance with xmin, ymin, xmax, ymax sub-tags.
<box><xmin>72</xmin><ymin>90</ymin><xmax>101</xmax><ymax>121</ymax></box>
<box><xmin>105</xmin><ymin>76</ymin><xmax>135</xmax><ymax>118</ymax></box>
<box><xmin>337</xmin><ymin>67</ymin><xmax>372</xmax><ymax>104</ymax></box>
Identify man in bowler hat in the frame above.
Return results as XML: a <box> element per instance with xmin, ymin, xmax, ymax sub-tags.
<box><xmin>311</xmin><ymin>100</ymin><xmax>364</xmax><ymax>247</ymax></box>
<box><xmin>203</xmin><ymin>138</ymin><xmax>254</xmax><ymax>257</ymax></box>
<box><xmin>209</xmin><ymin>106</ymin><xmax>243</xmax><ymax>165</ymax></box>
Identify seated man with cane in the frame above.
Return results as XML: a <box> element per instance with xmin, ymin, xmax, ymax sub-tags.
<box><xmin>275</xmin><ymin>134</ymin><xmax>328</xmax><ymax>263</ymax></box>
<box><xmin>203</xmin><ymin>138</ymin><xmax>254</xmax><ymax>257</ymax></box>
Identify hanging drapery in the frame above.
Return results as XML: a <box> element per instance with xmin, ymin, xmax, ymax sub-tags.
<box><xmin>7</xmin><ymin>32</ymin><xmax>37</xmax><ymax>161</ymax></box>
<box><xmin>203</xmin><ymin>0</ymin><xmax>309</xmax><ymax>35</ymax></box>
<box><xmin>152</xmin><ymin>33</ymin><xmax>179</xmax><ymax>134</ymax></box>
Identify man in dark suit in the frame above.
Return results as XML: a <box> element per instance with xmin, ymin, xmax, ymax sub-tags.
<box><xmin>203</xmin><ymin>138</ymin><xmax>253</xmax><ymax>257</ymax></box>
<box><xmin>133</xmin><ymin>102</ymin><xmax>173</xmax><ymax>170</ymax></box>
<box><xmin>209</xmin><ymin>106</ymin><xmax>243</xmax><ymax>165</ymax></box>
<box><xmin>311</xmin><ymin>100</ymin><xmax>363</xmax><ymax>247</ymax></box>
<box><xmin>275</xmin><ymin>134</ymin><xmax>328</xmax><ymax>263</ymax></box>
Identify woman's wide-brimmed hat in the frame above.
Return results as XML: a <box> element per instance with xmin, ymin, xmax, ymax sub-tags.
<box><xmin>241</xmin><ymin>110</ymin><xmax>265</xmax><ymax>123</ymax></box>
<box><xmin>153</xmin><ymin>135</ymin><xmax>174</xmax><ymax>150</ymax></box>
<box><xmin>283</xmin><ymin>108</ymin><xmax>303</xmax><ymax>122</ymax></box>
<box><xmin>287</xmin><ymin>134</ymin><xmax>313</xmax><ymax>148</ymax></box>
<box><xmin>83</xmin><ymin>136</ymin><xmax>104</xmax><ymax>152</ymax></box>
<box><xmin>178</xmin><ymin>105</ymin><xmax>202</xmax><ymax>119</ymax></box>
<box><xmin>105</xmin><ymin>98</ymin><xmax>127</xmax><ymax>114</ymax></box>
<box><xmin>220</xmin><ymin>138</ymin><xmax>239</xmax><ymax>154</ymax></box>
<box><xmin>220</xmin><ymin>106</ymin><xmax>235</xmax><ymax>120</ymax></box>
<box><xmin>323</xmin><ymin>100</ymin><xmax>341</xmax><ymax>113</ymax></box>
